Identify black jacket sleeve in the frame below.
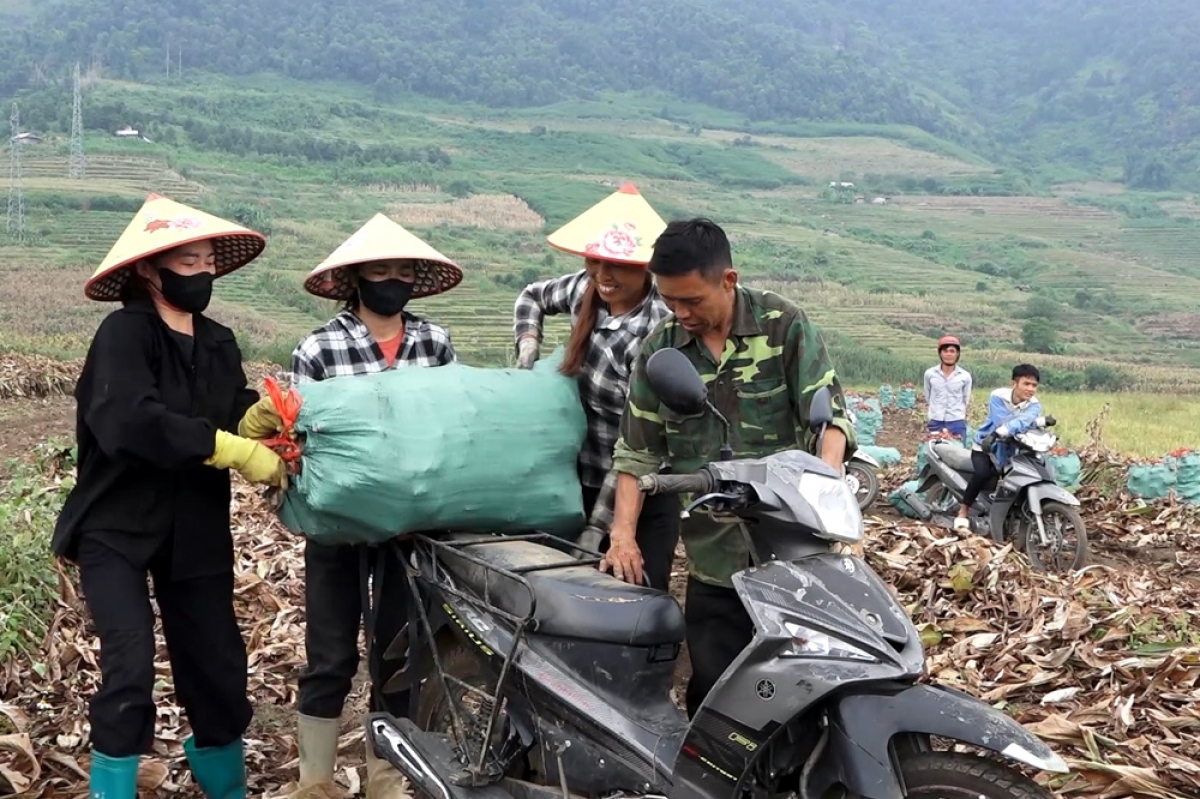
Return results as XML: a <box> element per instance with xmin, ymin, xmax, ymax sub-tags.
<box><xmin>83</xmin><ymin>312</ymin><xmax>218</xmax><ymax>470</ymax></box>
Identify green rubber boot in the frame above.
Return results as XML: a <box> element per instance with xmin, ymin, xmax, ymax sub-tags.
<box><xmin>89</xmin><ymin>751</ymin><xmax>140</xmax><ymax>799</ymax></box>
<box><xmin>184</xmin><ymin>736</ymin><xmax>247</xmax><ymax>799</ymax></box>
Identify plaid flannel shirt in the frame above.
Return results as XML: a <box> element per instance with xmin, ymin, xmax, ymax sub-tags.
<box><xmin>513</xmin><ymin>270</ymin><xmax>670</xmax><ymax>488</ymax></box>
<box><xmin>291</xmin><ymin>309</ymin><xmax>455</xmax><ymax>383</ymax></box>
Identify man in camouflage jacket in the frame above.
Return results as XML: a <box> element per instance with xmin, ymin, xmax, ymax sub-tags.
<box><xmin>593</xmin><ymin>218</ymin><xmax>856</xmax><ymax>717</ymax></box>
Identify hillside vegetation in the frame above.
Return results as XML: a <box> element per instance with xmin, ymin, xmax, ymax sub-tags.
<box><xmin>2</xmin><ymin>75</ymin><xmax>1200</xmax><ymax>396</ymax></box>
<box><xmin>1</xmin><ymin>0</ymin><xmax>1198</xmax><ymax>186</ymax></box>
<box><xmin>1</xmin><ymin>2</ymin><xmax>1199</xmax><ymax>394</ymax></box>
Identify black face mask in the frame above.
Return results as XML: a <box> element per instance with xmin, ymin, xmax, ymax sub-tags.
<box><xmin>358</xmin><ymin>278</ymin><xmax>414</xmax><ymax>317</ymax></box>
<box><xmin>158</xmin><ymin>269</ymin><xmax>215</xmax><ymax>314</ymax></box>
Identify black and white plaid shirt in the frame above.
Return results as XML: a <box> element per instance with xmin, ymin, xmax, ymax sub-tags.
<box><xmin>291</xmin><ymin>309</ymin><xmax>455</xmax><ymax>383</ymax></box>
<box><xmin>514</xmin><ymin>270</ymin><xmax>670</xmax><ymax>488</ymax></box>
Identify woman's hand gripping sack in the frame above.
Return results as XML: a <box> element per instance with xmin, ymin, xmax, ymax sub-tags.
<box><xmin>238</xmin><ymin>396</ymin><xmax>285</xmax><ymax>439</ymax></box>
<box><xmin>207</xmin><ymin>430</ymin><xmax>288</xmax><ymax>489</ymax></box>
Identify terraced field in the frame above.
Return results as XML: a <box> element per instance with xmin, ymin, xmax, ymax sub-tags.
<box><xmin>21</xmin><ymin>153</ymin><xmax>206</xmax><ymax>199</ymax></box>
<box><xmin>720</xmin><ymin>135</ymin><xmax>992</xmax><ymax>180</ymax></box>
<box><xmin>1118</xmin><ymin>226</ymin><xmax>1200</xmax><ymax>278</ymax></box>
<box><xmin>4</xmin><ymin>79</ymin><xmax>1200</xmax><ymax>388</ymax></box>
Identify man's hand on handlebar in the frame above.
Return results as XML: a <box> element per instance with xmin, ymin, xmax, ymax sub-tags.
<box><xmin>599</xmin><ymin>525</ymin><xmax>644</xmax><ymax>585</ymax></box>
<box><xmin>637</xmin><ymin>470</ymin><xmax>714</xmax><ymax>496</ymax></box>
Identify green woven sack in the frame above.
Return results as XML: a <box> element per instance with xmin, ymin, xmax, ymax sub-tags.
<box><xmin>1049</xmin><ymin>451</ymin><xmax>1082</xmax><ymax>492</ymax></box>
<box><xmin>278</xmin><ymin>350</ymin><xmax>588</xmax><ymax>545</ymax></box>
<box><xmin>1173</xmin><ymin>452</ymin><xmax>1200</xmax><ymax>505</ymax></box>
<box><xmin>1126</xmin><ymin>459</ymin><xmax>1176</xmax><ymax>501</ymax></box>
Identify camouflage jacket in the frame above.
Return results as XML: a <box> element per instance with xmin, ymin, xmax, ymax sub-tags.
<box><xmin>597</xmin><ymin>285</ymin><xmax>857</xmax><ymax>587</ymax></box>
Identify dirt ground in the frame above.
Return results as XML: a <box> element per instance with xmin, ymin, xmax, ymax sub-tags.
<box><xmin>6</xmin><ymin>393</ymin><xmax>1196</xmax><ymax>797</ymax></box>
<box><xmin>0</xmin><ymin>397</ymin><xmax>75</xmax><ymax>476</ymax></box>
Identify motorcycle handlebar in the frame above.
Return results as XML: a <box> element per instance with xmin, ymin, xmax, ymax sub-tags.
<box><xmin>637</xmin><ymin>471</ymin><xmax>715</xmax><ymax>496</ymax></box>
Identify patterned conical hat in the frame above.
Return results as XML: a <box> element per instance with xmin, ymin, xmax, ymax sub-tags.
<box><xmin>546</xmin><ymin>183</ymin><xmax>666</xmax><ymax>266</ymax></box>
<box><xmin>304</xmin><ymin>213</ymin><xmax>464</xmax><ymax>300</ymax></box>
<box><xmin>85</xmin><ymin>193</ymin><xmax>265</xmax><ymax>301</ymax></box>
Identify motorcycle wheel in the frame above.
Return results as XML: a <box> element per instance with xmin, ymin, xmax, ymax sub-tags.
<box><xmin>846</xmin><ymin>462</ymin><xmax>880</xmax><ymax>511</ymax></box>
<box><xmin>417</xmin><ymin>642</ymin><xmax>491</xmax><ymax>734</ymax></box>
<box><xmin>1024</xmin><ymin>501</ymin><xmax>1089</xmax><ymax>572</ymax></box>
<box><xmin>895</xmin><ymin>751</ymin><xmax>1053</xmax><ymax>799</ymax></box>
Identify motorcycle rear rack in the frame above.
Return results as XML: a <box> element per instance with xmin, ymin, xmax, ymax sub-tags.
<box><xmin>403</xmin><ymin>531</ymin><xmax>606</xmax><ymax>785</ymax></box>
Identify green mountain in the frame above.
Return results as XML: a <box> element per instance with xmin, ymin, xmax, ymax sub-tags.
<box><xmin>1</xmin><ymin>0</ymin><xmax>1197</xmax><ymax>185</ymax></box>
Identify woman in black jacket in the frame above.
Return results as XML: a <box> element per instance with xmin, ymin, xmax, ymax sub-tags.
<box><xmin>54</xmin><ymin>193</ymin><xmax>286</xmax><ymax>799</ymax></box>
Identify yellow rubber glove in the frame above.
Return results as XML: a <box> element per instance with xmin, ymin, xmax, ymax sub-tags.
<box><xmin>237</xmin><ymin>396</ymin><xmax>284</xmax><ymax>439</ymax></box>
<box><xmin>206</xmin><ymin>430</ymin><xmax>288</xmax><ymax>489</ymax></box>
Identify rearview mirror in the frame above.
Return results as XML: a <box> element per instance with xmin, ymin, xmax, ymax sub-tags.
<box><xmin>809</xmin><ymin>387</ymin><xmax>834</xmax><ymax>432</ymax></box>
<box><xmin>645</xmin><ymin>348</ymin><xmax>707</xmax><ymax>416</ymax></box>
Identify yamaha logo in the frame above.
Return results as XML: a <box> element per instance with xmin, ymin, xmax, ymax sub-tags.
<box><xmin>755</xmin><ymin>679</ymin><xmax>776</xmax><ymax>700</ymax></box>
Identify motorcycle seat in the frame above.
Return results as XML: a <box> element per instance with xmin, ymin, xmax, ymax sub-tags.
<box><xmin>932</xmin><ymin>441</ymin><xmax>976</xmax><ymax>473</ymax></box>
<box><xmin>436</xmin><ymin>535</ymin><xmax>686</xmax><ymax>647</ymax></box>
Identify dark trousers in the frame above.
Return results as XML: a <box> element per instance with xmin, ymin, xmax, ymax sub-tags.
<box><xmin>962</xmin><ymin>449</ymin><xmax>998</xmax><ymax>508</ymax></box>
<box><xmin>77</xmin><ymin>536</ymin><xmax>251</xmax><ymax>757</ymax></box>
<box><xmin>297</xmin><ymin>540</ymin><xmax>410</xmax><ymax>719</ymax></box>
<box><xmin>684</xmin><ymin>578</ymin><xmax>753</xmax><ymax>718</ymax></box>
<box><xmin>582</xmin><ymin>485</ymin><xmax>681</xmax><ymax>591</ymax></box>
<box><xmin>927</xmin><ymin>419</ymin><xmax>968</xmax><ymax>440</ymax></box>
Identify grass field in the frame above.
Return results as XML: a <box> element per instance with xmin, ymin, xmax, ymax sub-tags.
<box><xmin>3</xmin><ymin>75</ymin><xmax>1200</xmax><ymax>408</ymax></box>
<box><xmin>1031</xmin><ymin>391</ymin><xmax>1200</xmax><ymax>456</ymax></box>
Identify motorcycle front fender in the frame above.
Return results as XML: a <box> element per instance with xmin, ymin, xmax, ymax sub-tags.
<box><xmin>1026</xmin><ymin>481</ymin><xmax>1080</xmax><ymax>511</ymax></box>
<box><xmin>821</xmin><ymin>684</ymin><xmax>1068</xmax><ymax>799</ymax></box>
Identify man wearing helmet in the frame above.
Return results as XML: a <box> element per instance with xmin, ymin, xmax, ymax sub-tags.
<box><xmin>923</xmin><ymin>335</ymin><xmax>972</xmax><ymax>440</ymax></box>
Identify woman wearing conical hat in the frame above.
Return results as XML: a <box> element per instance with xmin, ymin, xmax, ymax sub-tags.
<box><xmin>52</xmin><ymin>193</ymin><xmax>286</xmax><ymax>799</ymax></box>
<box><xmin>512</xmin><ymin>182</ymin><xmax>680</xmax><ymax>590</ymax></box>
<box><xmin>239</xmin><ymin>213</ymin><xmax>460</xmax><ymax>799</ymax></box>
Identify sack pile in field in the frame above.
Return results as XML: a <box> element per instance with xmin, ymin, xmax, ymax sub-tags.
<box><xmin>847</xmin><ymin>394</ymin><xmax>884</xmax><ymax>446</ymax></box>
<box><xmin>1127</xmin><ymin>450</ymin><xmax>1200</xmax><ymax>505</ymax></box>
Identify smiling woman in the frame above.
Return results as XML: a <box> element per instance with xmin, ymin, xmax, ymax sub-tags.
<box><xmin>511</xmin><ymin>182</ymin><xmax>681</xmax><ymax>591</ymax></box>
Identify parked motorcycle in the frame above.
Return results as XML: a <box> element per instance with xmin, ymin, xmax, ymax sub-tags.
<box><xmin>842</xmin><ymin>406</ymin><xmax>881</xmax><ymax>511</ymax></box>
<box><xmin>906</xmin><ymin>420</ymin><xmax>1089</xmax><ymax>572</ymax></box>
<box><xmin>846</xmin><ymin>449</ymin><xmax>881</xmax><ymax>511</ymax></box>
<box><xmin>365</xmin><ymin>347</ymin><xmax>1067</xmax><ymax>799</ymax></box>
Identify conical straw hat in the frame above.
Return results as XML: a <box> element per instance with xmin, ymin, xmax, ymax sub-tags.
<box><xmin>546</xmin><ymin>183</ymin><xmax>666</xmax><ymax>266</ymax></box>
<box><xmin>85</xmin><ymin>193</ymin><xmax>266</xmax><ymax>301</ymax></box>
<box><xmin>304</xmin><ymin>213</ymin><xmax>464</xmax><ymax>300</ymax></box>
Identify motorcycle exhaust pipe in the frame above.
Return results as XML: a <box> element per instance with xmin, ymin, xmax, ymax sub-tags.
<box><xmin>899</xmin><ymin>489</ymin><xmax>934</xmax><ymax>522</ymax></box>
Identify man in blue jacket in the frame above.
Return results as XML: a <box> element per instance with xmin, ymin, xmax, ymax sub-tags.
<box><xmin>954</xmin><ymin>364</ymin><xmax>1044</xmax><ymax>531</ymax></box>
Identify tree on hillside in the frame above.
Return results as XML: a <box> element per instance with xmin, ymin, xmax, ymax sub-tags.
<box><xmin>1125</xmin><ymin>153</ymin><xmax>1171</xmax><ymax>190</ymax></box>
<box><xmin>1022</xmin><ymin>318</ymin><xmax>1062</xmax><ymax>355</ymax></box>
<box><xmin>1023</xmin><ymin>295</ymin><xmax>1063</xmax><ymax>321</ymax></box>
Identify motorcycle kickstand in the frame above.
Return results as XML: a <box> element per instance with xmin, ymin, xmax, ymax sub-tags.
<box><xmin>554</xmin><ymin>741</ymin><xmax>571</xmax><ymax>799</ymax></box>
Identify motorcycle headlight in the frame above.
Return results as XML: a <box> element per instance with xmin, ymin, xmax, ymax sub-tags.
<box><xmin>742</xmin><ymin>600</ymin><xmax>881</xmax><ymax>663</ymax></box>
<box><xmin>780</xmin><ymin>620</ymin><xmax>876</xmax><ymax>662</ymax></box>
<box><xmin>798</xmin><ymin>472</ymin><xmax>863</xmax><ymax>544</ymax></box>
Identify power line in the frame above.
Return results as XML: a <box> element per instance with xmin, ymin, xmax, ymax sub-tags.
<box><xmin>70</xmin><ymin>62</ymin><xmax>86</xmax><ymax>180</ymax></box>
<box><xmin>6</xmin><ymin>101</ymin><xmax>26</xmax><ymax>244</ymax></box>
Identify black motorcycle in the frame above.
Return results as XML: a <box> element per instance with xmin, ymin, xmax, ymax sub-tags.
<box><xmin>365</xmin><ymin>347</ymin><xmax>1067</xmax><ymax>799</ymax></box>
